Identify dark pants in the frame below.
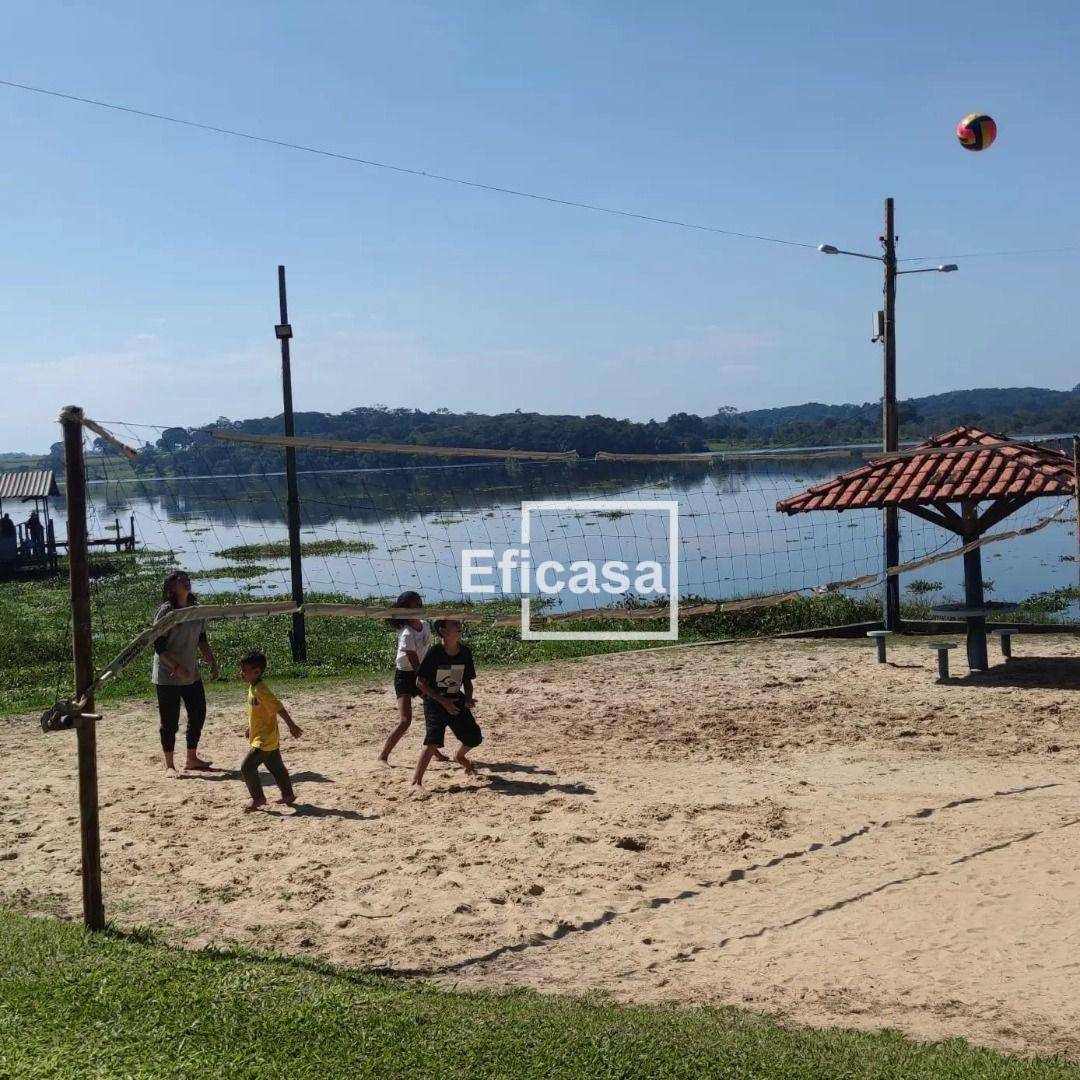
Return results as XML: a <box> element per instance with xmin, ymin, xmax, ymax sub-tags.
<box><xmin>423</xmin><ymin>704</ymin><xmax>482</xmax><ymax>749</ymax></box>
<box><xmin>156</xmin><ymin>682</ymin><xmax>207</xmax><ymax>752</ymax></box>
<box><xmin>240</xmin><ymin>747</ymin><xmax>295</xmax><ymax>803</ymax></box>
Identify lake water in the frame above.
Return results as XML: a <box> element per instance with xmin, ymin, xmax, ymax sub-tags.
<box><xmin>56</xmin><ymin>454</ymin><xmax>1080</xmax><ymax>617</ymax></box>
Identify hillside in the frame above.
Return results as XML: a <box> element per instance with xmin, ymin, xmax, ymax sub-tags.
<box><xmin>724</xmin><ymin>386</ymin><xmax>1080</xmax><ymax>446</ymax></box>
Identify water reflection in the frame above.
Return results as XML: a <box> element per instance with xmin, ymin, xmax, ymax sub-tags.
<box><xmin>38</xmin><ymin>455</ymin><xmax>1075</xmax><ymax>615</ymax></box>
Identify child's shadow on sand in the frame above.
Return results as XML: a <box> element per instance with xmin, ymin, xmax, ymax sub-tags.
<box><xmin>261</xmin><ymin>803</ymin><xmax>378</xmax><ymax>821</ymax></box>
<box><xmin>180</xmin><ymin>770</ymin><xmax>333</xmax><ymax>784</ymax></box>
<box><xmin>450</xmin><ymin>776</ymin><xmax>595</xmax><ymax>797</ymax></box>
<box><xmin>290</xmin><ymin>803</ymin><xmax>378</xmax><ymax>821</ymax></box>
<box><xmin>481</xmin><ymin>761</ymin><xmax>556</xmax><ymax>777</ymax></box>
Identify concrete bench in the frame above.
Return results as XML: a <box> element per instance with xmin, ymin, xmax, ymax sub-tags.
<box><xmin>928</xmin><ymin>642</ymin><xmax>957</xmax><ymax>681</ymax></box>
<box><xmin>866</xmin><ymin>629</ymin><xmax>892</xmax><ymax>664</ymax></box>
<box><xmin>992</xmin><ymin>627</ymin><xmax>1019</xmax><ymax>659</ymax></box>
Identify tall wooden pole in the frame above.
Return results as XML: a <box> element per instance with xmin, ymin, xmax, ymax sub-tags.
<box><xmin>277</xmin><ymin>266</ymin><xmax>307</xmax><ymax>661</ymax></box>
<box><xmin>1073</xmin><ymin>436</ymin><xmax>1080</xmax><ymax>588</ymax></box>
<box><xmin>59</xmin><ymin>406</ymin><xmax>105</xmax><ymax>931</ymax></box>
<box><xmin>881</xmin><ymin>198</ymin><xmax>901</xmax><ymax>631</ymax></box>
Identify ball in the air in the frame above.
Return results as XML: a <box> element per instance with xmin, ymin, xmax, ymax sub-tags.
<box><xmin>957</xmin><ymin>113</ymin><xmax>996</xmax><ymax>151</ymax></box>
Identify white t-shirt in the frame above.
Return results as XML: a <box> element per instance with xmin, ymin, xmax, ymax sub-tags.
<box><xmin>395</xmin><ymin>621</ymin><xmax>431</xmax><ymax>671</ymax></box>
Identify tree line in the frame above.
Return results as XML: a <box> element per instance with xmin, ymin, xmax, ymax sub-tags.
<box><xmin>38</xmin><ymin>385</ymin><xmax>1080</xmax><ymax>476</ymax></box>
<box><xmin>117</xmin><ymin>407</ymin><xmax>709</xmax><ymax>475</ymax></box>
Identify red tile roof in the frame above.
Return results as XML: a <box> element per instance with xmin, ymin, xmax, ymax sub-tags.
<box><xmin>776</xmin><ymin>427</ymin><xmax>1075</xmax><ymax>514</ymax></box>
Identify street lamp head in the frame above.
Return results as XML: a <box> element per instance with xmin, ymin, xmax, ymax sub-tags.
<box><xmin>817</xmin><ymin>244</ymin><xmax>840</xmax><ymax>255</ymax></box>
<box><xmin>939</xmin><ymin>264</ymin><xmax>959</xmax><ymax>273</ymax></box>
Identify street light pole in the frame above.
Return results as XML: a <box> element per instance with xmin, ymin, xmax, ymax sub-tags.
<box><xmin>881</xmin><ymin>198</ymin><xmax>901</xmax><ymax>631</ymax></box>
<box><xmin>819</xmin><ymin>203</ymin><xmax>957</xmax><ymax>633</ymax></box>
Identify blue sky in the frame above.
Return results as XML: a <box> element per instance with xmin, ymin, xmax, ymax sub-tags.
<box><xmin>3</xmin><ymin>1</ymin><xmax>1079</xmax><ymax>450</ymax></box>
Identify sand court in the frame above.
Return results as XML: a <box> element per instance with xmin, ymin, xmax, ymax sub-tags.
<box><xmin>2</xmin><ymin>634</ymin><xmax>1079</xmax><ymax>1060</ymax></box>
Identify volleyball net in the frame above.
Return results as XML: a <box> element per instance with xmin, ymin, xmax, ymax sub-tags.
<box><xmin>27</xmin><ymin>411</ymin><xmax>1075</xmax><ymax>719</ymax></box>
<box><xmin>79</xmin><ymin>420</ymin><xmax>1072</xmax><ymax>612</ymax></box>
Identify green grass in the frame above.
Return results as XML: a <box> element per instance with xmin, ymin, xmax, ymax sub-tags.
<box><xmin>214</xmin><ymin>539</ymin><xmax>377</xmax><ymax>560</ymax></box>
<box><xmin>0</xmin><ymin>912</ymin><xmax>1075</xmax><ymax>1079</ymax></box>
<box><xmin>188</xmin><ymin>564</ymin><xmax>270</xmax><ymax>581</ymax></box>
<box><xmin>0</xmin><ymin>452</ymin><xmax>46</xmax><ymax>467</ymax></box>
<box><xmin>0</xmin><ymin>557</ymin><xmax>881</xmax><ymax>715</ymax></box>
<box><xmin>4</xmin><ymin>550</ymin><xmax>1078</xmax><ymax>718</ymax></box>
<box><xmin>10</xmin><ymin>450</ymin><xmax>142</xmax><ymax>483</ymax></box>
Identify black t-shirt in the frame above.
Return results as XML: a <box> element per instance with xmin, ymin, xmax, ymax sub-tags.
<box><xmin>417</xmin><ymin>643</ymin><xmax>476</xmax><ymax>703</ymax></box>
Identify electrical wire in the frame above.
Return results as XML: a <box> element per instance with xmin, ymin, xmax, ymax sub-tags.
<box><xmin>900</xmin><ymin>247</ymin><xmax>1080</xmax><ymax>263</ymax></box>
<box><xmin>5</xmin><ymin>77</ymin><xmax>1076</xmax><ymax>267</ymax></box>
<box><xmin>0</xmin><ymin>77</ymin><xmax>818</xmax><ymax>250</ymax></box>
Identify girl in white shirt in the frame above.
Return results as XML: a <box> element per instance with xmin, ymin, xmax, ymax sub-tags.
<box><xmin>379</xmin><ymin>591</ymin><xmax>445</xmax><ymax>764</ymax></box>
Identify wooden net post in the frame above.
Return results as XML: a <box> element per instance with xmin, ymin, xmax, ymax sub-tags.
<box><xmin>276</xmin><ymin>266</ymin><xmax>307</xmax><ymax>662</ymax></box>
<box><xmin>59</xmin><ymin>405</ymin><xmax>105</xmax><ymax>931</ymax></box>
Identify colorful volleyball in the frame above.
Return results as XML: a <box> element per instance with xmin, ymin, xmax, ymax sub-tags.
<box><xmin>957</xmin><ymin>113</ymin><xmax>996</xmax><ymax>151</ymax></box>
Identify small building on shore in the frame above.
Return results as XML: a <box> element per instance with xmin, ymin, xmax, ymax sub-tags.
<box><xmin>0</xmin><ymin>469</ymin><xmax>60</xmax><ymax>576</ymax></box>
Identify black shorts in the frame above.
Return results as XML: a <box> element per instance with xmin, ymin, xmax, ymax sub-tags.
<box><xmin>394</xmin><ymin>669</ymin><xmax>419</xmax><ymax>698</ymax></box>
<box><xmin>423</xmin><ymin>704</ymin><xmax>482</xmax><ymax>749</ymax></box>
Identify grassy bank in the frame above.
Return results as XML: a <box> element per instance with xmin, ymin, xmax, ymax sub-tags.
<box><xmin>0</xmin><ymin>912</ymin><xmax>1075</xmax><ymax>1079</ymax></box>
<box><xmin>3</xmin><ymin>551</ymin><xmax>1077</xmax><ymax>717</ymax></box>
<box><xmin>0</xmin><ymin>555</ymin><xmax>881</xmax><ymax>714</ymax></box>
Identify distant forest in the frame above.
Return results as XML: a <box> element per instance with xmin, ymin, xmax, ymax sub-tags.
<box><xmin>41</xmin><ymin>385</ymin><xmax>1080</xmax><ymax>474</ymax></box>
<box><xmin>730</xmin><ymin>385</ymin><xmax>1080</xmax><ymax>448</ymax></box>
<box><xmin>117</xmin><ymin>408</ymin><xmax>712</xmax><ymax>475</ymax></box>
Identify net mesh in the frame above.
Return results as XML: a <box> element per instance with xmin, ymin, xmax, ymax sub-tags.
<box><xmin>18</xmin><ymin>419</ymin><xmax>1075</xmax><ymax>714</ymax></box>
<box><xmin>79</xmin><ymin>422</ymin><xmax>1077</xmax><ymax>616</ymax></box>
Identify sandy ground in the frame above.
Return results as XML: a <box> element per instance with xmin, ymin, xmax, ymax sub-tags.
<box><xmin>3</xmin><ymin>633</ymin><xmax>1080</xmax><ymax>1061</ymax></box>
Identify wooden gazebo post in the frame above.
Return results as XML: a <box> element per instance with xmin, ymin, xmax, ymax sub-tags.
<box><xmin>961</xmin><ymin>502</ymin><xmax>988</xmax><ymax>670</ymax></box>
<box><xmin>897</xmin><ymin>495</ymin><xmax>1031</xmax><ymax>672</ymax></box>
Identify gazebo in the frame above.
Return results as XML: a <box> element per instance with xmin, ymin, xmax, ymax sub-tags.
<box><xmin>776</xmin><ymin>426</ymin><xmax>1077</xmax><ymax>671</ymax></box>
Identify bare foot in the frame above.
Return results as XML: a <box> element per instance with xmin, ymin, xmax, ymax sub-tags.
<box><xmin>186</xmin><ymin>755</ymin><xmax>213</xmax><ymax>771</ymax></box>
<box><xmin>433</xmin><ymin>749</ymin><xmax>449</xmax><ymax>763</ymax></box>
<box><xmin>243</xmin><ymin>798</ymin><xmax>268</xmax><ymax>813</ymax></box>
<box><xmin>376</xmin><ymin>756</ymin><xmax>392</xmax><ymax>768</ymax></box>
<box><xmin>455</xmin><ymin>751</ymin><xmax>476</xmax><ymax>776</ymax></box>
<box><xmin>408</xmin><ymin>783</ymin><xmax>428</xmax><ymax>799</ymax></box>
<box><xmin>276</xmin><ymin>796</ymin><xmax>297</xmax><ymax>806</ymax></box>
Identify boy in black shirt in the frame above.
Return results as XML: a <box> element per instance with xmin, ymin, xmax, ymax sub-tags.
<box><xmin>411</xmin><ymin>619</ymin><xmax>481</xmax><ymax>796</ymax></box>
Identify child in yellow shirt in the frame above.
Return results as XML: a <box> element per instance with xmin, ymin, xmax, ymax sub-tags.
<box><xmin>239</xmin><ymin>650</ymin><xmax>302</xmax><ymax>812</ymax></box>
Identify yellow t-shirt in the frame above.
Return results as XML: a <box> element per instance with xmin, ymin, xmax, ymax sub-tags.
<box><xmin>247</xmin><ymin>680</ymin><xmax>283</xmax><ymax>751</ymax></box>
